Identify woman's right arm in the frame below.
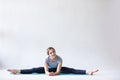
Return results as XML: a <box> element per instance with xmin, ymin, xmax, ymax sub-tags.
<box><xmin>44</xmin><ymin>63</ymin><xmax>49</xmax><ymax>75</ymax></box>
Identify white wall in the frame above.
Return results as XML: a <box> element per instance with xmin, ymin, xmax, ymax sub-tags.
<box><xmin>0</xmin><ymin>0</ymin><xmax>120</xmax><ymax>70</ymax></box>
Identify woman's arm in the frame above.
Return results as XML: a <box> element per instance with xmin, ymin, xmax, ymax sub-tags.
<box><xmin>54</xmin><ymin>62</ymin><xmax>62</xmax><ymax>75</ymax></box>
<box><xmin>44</xmin><ymin>63</ymin><xmax>50</xmax><ymax>75</ymax></box>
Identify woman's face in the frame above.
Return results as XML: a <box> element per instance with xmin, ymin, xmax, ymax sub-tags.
<box><xmin>48</xmin><ymin>49</ymin><xmax>56</xmax><ymax>59</ymax></box>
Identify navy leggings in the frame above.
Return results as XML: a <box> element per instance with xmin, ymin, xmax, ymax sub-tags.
<box><xmin>20</xmin><ymin>67</ymin><xmax>86</xmax><ymax>74</ymax></box>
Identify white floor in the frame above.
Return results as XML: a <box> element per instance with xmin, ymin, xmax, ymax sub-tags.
<box><xmin>0</xmin><ymin>69</ymin><xmax>119</xmax><ymax>80</ymax></box>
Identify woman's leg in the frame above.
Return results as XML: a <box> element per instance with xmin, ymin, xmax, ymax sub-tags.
<box><xmin>20</xmin><ymin>67</ymin><xmax>45</xmax><ymax>74</ymax></box>
<box><xmin>60</xmin><ymin>67</ymin><xmax>99</xmax><ymax>75</ymax></box>
<box><xmin>8</xmin><ymin>67</ymin><xmax>45</xmax><ymax>74</ymax></box>
<box><xmin>60</xmin><ymin>67</ymin><xmax>86</xmax><ymax>74</ymax></box>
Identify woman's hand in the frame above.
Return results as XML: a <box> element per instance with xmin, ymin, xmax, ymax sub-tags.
<box><xmin>48</xmin><ymin>72</ymin><xmax>56</xmax><ymax>76</ymax></box>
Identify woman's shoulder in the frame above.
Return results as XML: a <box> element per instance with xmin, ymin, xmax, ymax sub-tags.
<box><xmin>56</xmin><ymin>55</ymin><xmax>63</xmax><ymax>61</ymax></box>
<box><xmin>56</xmin><ymin>55</ymin><xmax>61</xmax><ymax>58</ymax></box>
<box><xmin>45</xmin><ymin>56</ymin><xmax>50</xmax><ymax>61</ymax></box>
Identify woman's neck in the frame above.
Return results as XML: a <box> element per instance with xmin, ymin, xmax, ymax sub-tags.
<box><xmin>50</xmin><ymin>56</ymin><xmax>57</xmax><ymax>61</ymax></box>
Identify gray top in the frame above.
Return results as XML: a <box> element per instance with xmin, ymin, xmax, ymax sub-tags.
<box><xmin>45</xmin><ymin>55</ymin><xmax>63</xmax><ymax>68</ymax></box>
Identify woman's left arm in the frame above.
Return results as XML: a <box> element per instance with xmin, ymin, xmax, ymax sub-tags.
<box><xmin>54</xmin><ymin>62</ymin><xmax>62</xmax><ymax>75</ymax></box>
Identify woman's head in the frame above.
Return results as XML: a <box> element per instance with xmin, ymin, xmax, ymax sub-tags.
<box><xmin>47</xmin><ymin>47</ymin><xmax>57</xmax><ymax>59</ymax></box>
<box><xmin>47</xmin><ymin>47</ymin><xmax>56</xmax><ymax>55</ymax></box>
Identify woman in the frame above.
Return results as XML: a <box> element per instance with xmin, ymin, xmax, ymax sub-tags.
<box><xmin>8</xmin><ymin>47</ymin><xmax>99</xmax><ymax>76</ymax></box>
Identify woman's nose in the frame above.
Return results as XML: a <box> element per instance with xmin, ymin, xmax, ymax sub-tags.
<box><xmin>52</xmin><ymin>53</ymin><xmax>55</xmax><ymax>55</ymax></box>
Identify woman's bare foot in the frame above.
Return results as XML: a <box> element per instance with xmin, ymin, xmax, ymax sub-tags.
<box><xmin>87</xmin><ymin>69</ymin><xmax>99</xmax><ymax>75</ymax></box>
<box><xmin>7</xmin><ymin>69</ymin><xmax>20</xmax><ymax>74</ymax></box>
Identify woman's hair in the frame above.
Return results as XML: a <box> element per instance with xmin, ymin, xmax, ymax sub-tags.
<box><xmin>47</xmin><ymin>47</ymin><xmax>56</xmax><ymax>55</ymax></box>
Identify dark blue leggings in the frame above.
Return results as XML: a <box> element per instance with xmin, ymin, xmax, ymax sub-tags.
<box><xmin>20</xmin><ymin>67</ymin><xmax>86</xmax><ymax>74</ymax></box>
